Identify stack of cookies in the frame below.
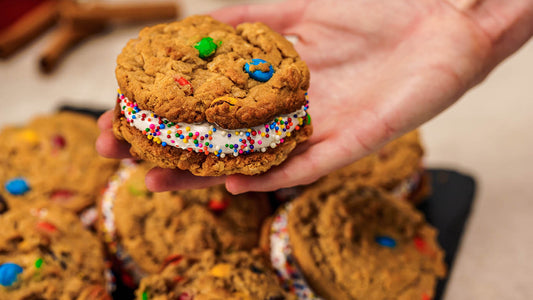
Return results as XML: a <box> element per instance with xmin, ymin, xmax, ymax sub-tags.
<box><xmin>0</xmin><ymin>112</ymin><xmax>119</xmax><ymax>299</ymax></box>
<box><xmin>1</xmin><ymin>15</ymin><xmax>446</xmax><ymax>300</ymax></box>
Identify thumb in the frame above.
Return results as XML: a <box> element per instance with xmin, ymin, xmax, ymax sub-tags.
<box><xmin>209</xmin><ymin>0</ymin><xmax>306</xmax><ymax>32</ymax></box>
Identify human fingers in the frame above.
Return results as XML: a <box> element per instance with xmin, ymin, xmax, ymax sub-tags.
<box><xmin>209</xmin><ymin>0</ymin><xmax>306</xmax><ymax>31</ymax></box>
<box><xmin>95</xmin><ymin>129</ymin><xmax>132</xmax><ymax>159</ymax></box>
<box><xmin>97</xmin><ymin>110</ymin><xmax>113</xmax><ymax>131</ymax></box>
<box><xmin>444</xmin><ymin>0</ymin><xmax>533</xmax><ymax>69</ymax></box>
<box><xmin>145</xmin><ymin>167</ymin><xmax>226</xmax><ymax>192</ymax></box>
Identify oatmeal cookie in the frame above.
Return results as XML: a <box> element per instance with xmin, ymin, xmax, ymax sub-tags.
<box><xmin>0</xmin><ymin>204</ymin><xmax>109</xmax><ymax>299</ymax></box>
<box><xmin>113</xmin><ymin>15</ymin><xmax>312</xmax><ymax>175</ymax></box>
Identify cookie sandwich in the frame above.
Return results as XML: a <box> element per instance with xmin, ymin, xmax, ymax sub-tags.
<box><xmin>0</xmin><ymin>204</ymin><xmax>110</xmax><ymax>299</ymax></box>
<box><xmin>99</xmin><ymin>160</ymin><xmax>270</xmax><ymax>287</ymax></box>
<box><xmin>263</xmin><ymin>183</ymin><xmax>446</xmax><ymax>299</ymax></box>
<box><xmin>274</xmin><ymin>130</ymin><xmax>429</xmax><ymax>204</ymax></box>
<box><xmin>0</xmin><ymin>112</ymin><xmax>119</xmax><ymax>227</ymax></box>
<box><xmin>137</xmin><ymin>249</ymin><xmax>290</xmax><ymax>300</ymax></box>
<box><xmin>113</xmin><ymin>15</ymin><xmax>312</xmax><ymax>176</ymax></box>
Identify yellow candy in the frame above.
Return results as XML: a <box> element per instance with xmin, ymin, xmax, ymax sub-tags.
<box><xmin>287</xmin><ymin>132</ymin><xmax>291</xmax><ymax>137</ymax></box>
<box><xmin>18</xmin><ymin>129</ymin><xmax>39</xmax><ymax>144</ymax></box>
<box><xmin>209</xmin><ymin>263</ymin><xmax>231</xmax><ymax>278</ymax></box>
<box><xmin>214</xmin><ymin>95</ymin><xmax>238</xmax><ymax>105</ymax></box>
<box><xmin>186</xmin><ymin>126</ymin><xmax>190</xmax><ymax>131</ymax></box>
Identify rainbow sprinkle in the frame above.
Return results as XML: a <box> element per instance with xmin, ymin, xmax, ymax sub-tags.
<box><xmin>270</xmin><ymin>204</ymin><xmax>322</xmax><ymax>299</ymax></box>
<box><xmin>117</xmin><ymin>90</ymin><xmax>309</xmax><ymax>158</ymax></box>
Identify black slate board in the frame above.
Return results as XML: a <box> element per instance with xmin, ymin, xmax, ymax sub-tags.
<box><xmin>59</xmin><ymin>106</ymin><xmax>476</xmax><ymax>300</ymax></box>
<box><xmin>419</xmin><ymin>169</ymin><xmax>476</xmax><ymax>300</ymax></box>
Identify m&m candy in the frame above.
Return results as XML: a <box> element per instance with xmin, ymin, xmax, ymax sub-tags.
<box><xmin>194</xmin><ymin>37</ymin><xmax>219</xmax><ymax>58</ymax></box>
<box><xmin>375</xmin><ymin>236</ymin><xmax>397</xmax><ymax>248</ymax></box>
<box><xmin>5</xmin><ymin>177</ymin><xmax>30</xmax><ymax>196</ymax></box>
<box><xmin>244</xmin><ymin>58</ymin><xmax>275</xmax><ymax>82</ymax></box>
<box><xmin>0</xmin><ymin>262</ymin><xmax>23</xmax><ymax>287</ymax></box>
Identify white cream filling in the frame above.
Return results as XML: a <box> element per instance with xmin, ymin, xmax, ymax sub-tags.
<box><xmin>118</xmin><ymin>92</ymin><xmax>309</xmax><ymax>158</ymax></box>
<box><xmin>100</xmin><ymin>160</ymin><xmax>147</xmax><ymax>284</ymax></box>
<box><xmin>270</xmin><ymin>203</ymin><xmax>323</xmax><ymax>299</ymax></box>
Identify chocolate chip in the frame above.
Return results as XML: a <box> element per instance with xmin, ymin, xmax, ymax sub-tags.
<box><xmin>0</xmin><ymin>194</ymin><xmax>8</xmax><ymax>214</ymax></box>
<box><xmin>250</xmin><ymin>265</ymin><xmax>264</xmax><ymax>274</ymax></box>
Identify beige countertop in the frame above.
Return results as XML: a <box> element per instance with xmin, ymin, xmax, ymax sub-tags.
<box><xmin>1</xmin><ymin>1</ymin><xmax>532</xmax><ymax>299</ymax></box>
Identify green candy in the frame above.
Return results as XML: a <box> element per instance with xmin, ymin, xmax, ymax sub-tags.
<box><xmin>194</xmin><ymin>37</ymin><xmax>219</xmax><ymax>58</ymax></box>
<box><xmin>128</xmin><ymin>185</ymin><xmax>146</xmax><ymax>197</ymax></box>
<box><xmin>34</xmin><ymin>258</ymin><xmax>44</xmax><ymax>269</ymax></box>
<box><xmin>142</xmin><ymin>291</ymin><xmax>148</xmax><ymax>300</ymax></box>
<box><xmin>306</xmin><ymin>114</ymin><xmax>312</xmax><ymax>125</ymax></box>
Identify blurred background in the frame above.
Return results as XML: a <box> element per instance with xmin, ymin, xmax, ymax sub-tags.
<box><xmin>0</xmin><ymin>0</ymin><xmax>532</xmax><ymax>299</ymax></box>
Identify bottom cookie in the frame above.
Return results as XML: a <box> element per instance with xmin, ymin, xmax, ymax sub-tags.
<box><xmin>113</xmin><ymin>101</ymin><xmax>313</xmax><ymax>176</ymax></box>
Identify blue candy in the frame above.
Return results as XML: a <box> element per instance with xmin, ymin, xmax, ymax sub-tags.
<box><xmin>244</xmin><ymin>58</ymin><xmax>275</xmax><ymax>82</ymax></box>
<box><xmin>0</xmin><ymin>263</ymin><xmax>23</xmax><ymax>287</ymax></box>
<box><xmin>5</xmin><ymin>178</ymin><xmax>30</xmax><ymax>196</ymax></box>
<box><xmin>375</xmin><ymin>236</ymin><xmax>396</xmax><ymax>248</ymax></box>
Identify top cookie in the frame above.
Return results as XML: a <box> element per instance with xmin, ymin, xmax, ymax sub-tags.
<box><xmin>99</xmin><ymin>161</ymin><xmax>271</xmax><ymax>281</ymax></box>
<box><xmin>320</xmin><ymin>131</ymin><xmax>424</xmax><ymax>191</ymax></box>
<box><xmin>273</xmin><ymin>130</ymin><xmax>427</xmax><ymax>203</ymax></box>
<box><xmin>137</xmin><ymin>249</ymin><xmax>290</xmax><ymax>300</ymax></box>
<box><xmin>286</xmin><ymin>184</ymin><xmax>446</xmax><ymax>299</ymax></box>
<box><xmin>0</xmin><ymin>112</ymin><xmax>119</xmax><ymax>214</ymax></box>
<box><xmin>116</xmin><ymin>15</ymin><xmax>310</xmax><ymax>129</ymax></box>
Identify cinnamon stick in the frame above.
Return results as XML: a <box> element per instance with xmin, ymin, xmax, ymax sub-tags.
<box><xmin>0</xmin><ymin>0</ymin><xmax>59</xmax><ymax>58</ymax></box>
<box><xmin>39</xmin><ymin>21</ymin><xmax>105</xmax><ymax>73</ymax></box>
<box><xmin>63</xmin><ymin>1</ymin><xmax>179</xmax><ymax>26</ymax></box>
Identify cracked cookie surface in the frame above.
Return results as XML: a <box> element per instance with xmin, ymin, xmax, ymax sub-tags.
<box><xmin>116</xmin><ymin>15</ymin><xmax>309</xmax><ymax>129</ymax></box>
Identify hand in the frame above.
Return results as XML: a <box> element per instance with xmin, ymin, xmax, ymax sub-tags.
<box><xmin>96</xmin><ymin>0</ymin><xmax>533</xmax><ymax>193</ymax></box>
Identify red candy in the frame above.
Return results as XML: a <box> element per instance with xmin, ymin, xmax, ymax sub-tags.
<box><xmin>179</xmin><ymin>292</ymin><xmax>193</xmax><ymax>300</ymax></box>
<box><xmin>51</xmin><ymin>135</ymin><xmax>66</xmax><ymax>149</ymax></box>
<box><xmin>175</xmin><ymin>77</ymin><xmax>194</xmax><ymax>93</ymax></box>
<box><xmin>422</xmin><ymin>293</ymin><xmax>431</xmax><ymax>300</ymax></box>
<box><xmin>36</xmin><ymin>221</ymin><xmax>57</xmax><ymax>233</ymax></box>
<box><xmin>208</xmin><ymin>198</ymin><xmax>230</xmax><ymax>212</ymax></box>
<box><xmin>414</xmin><ymin>236</ymin><xmax>427</xmax><ymax>253</ymax></box>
